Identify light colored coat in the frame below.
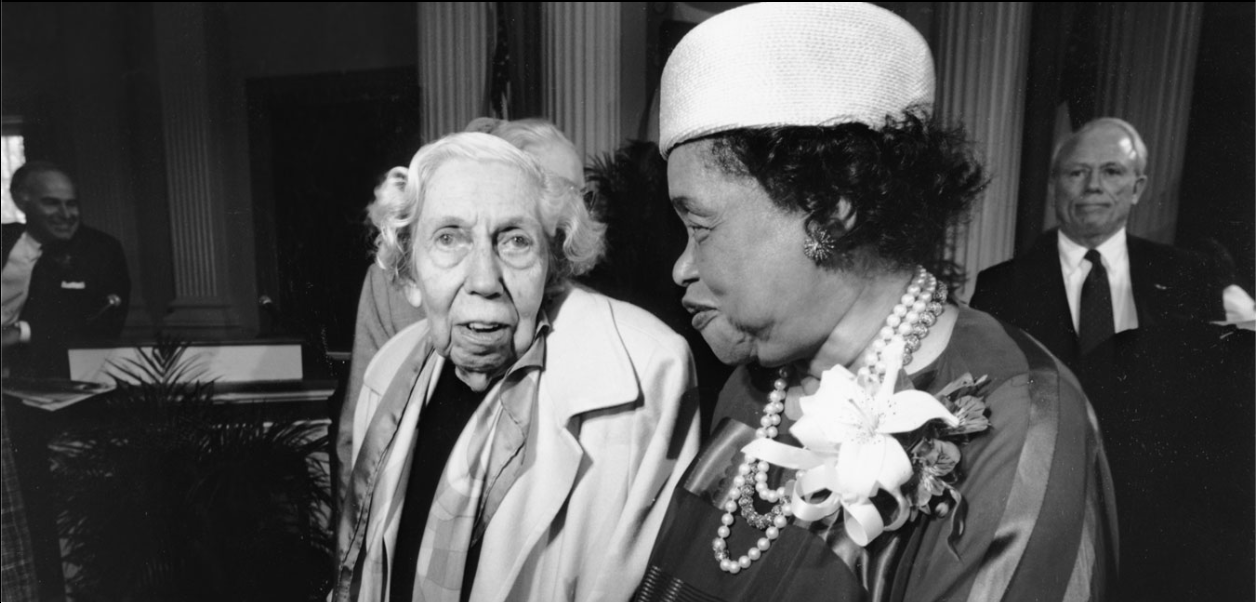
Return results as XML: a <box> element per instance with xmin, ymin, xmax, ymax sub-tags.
<box><xmin>333</xmin><ymin>286</ymin><xmax>701</xmax><ymax>601</ymax></box>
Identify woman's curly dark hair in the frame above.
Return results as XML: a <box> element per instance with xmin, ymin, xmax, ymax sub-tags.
<box><xmin>704</xmin><ymin>110</ymin><xmax>987</xmax><ymax>284</ymax></box>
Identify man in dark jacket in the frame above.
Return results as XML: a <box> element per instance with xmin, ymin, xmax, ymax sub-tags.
<box><xmin>1</xmin><ymin>161</ymin><xmax>130</xmax><ymax>378</ymax></box>
<box><xmin>971</xmin><ymin>118</ymin><xmax>1222</xmax><ymax>371</ymax></box>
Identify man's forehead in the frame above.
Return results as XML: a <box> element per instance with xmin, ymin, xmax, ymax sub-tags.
<box><xmin>1064</xmin><ymin>126</ymin><xmax>1138</xmax><ymax>164</ymax></box>
<box><xmin>27</xmin><ymin>170</ymin><xmax>75</xmax><ymax>197</ymax></box>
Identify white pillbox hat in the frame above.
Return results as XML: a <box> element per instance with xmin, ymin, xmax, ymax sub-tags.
<box><xmin>660</xmin><ymin>2</ymin><xmax>935</xmax><ymax>157</ymax></box>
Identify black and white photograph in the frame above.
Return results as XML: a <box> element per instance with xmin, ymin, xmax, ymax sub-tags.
<box><xmin>1</xmin><ymin>2</ymin><xmax>1252</xmax><ymax>601</ymax></box>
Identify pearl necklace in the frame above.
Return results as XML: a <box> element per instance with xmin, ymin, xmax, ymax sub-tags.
<box><xmin>711</xmin><ymin>267</ymin><xmax>946</xmax><ymax>575</ymax></box>
<box><xmin>713</xmin><ymin>367</ymin><xmax>792</xmax><ymax>574</ymax></box>
<box><xmin>857</xmin><ymin>266</ymin><xmax>946</xmax><ymax>384</ymax></box>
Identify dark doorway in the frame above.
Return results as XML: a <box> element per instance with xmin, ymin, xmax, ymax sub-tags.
<box><xmin>247</xmin><ymin>68</ymin><xmax>421</xmax><ymax>365</ymax></box>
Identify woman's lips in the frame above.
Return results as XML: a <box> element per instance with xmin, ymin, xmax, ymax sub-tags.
<box><xmin>456</xmin><ymin>322</ymin><xmax>512</xmax><ymax>346</ymax></box>
<box><xmin>689</xmin><ymin>308</ymin><xmax>717</xmax><ymax>331</ymax></box>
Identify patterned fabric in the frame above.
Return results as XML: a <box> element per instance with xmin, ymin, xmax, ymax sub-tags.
<box><xmin>410</xmin><ymin>325</ymin><xmax>546</xmax><ymax>600</ymax></box>
<box><xmin>0</xmin><ymin>232</ymin><xmax>41</xmax><ymax>328</ymax></box>
<box><xmin>1</xmin><ymin>403</ymin><xmax>37</xmax><ymax>602</ymax></box>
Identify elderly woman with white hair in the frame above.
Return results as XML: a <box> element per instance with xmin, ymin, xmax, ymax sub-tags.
<box><xmin>333</xmin><ymin>132</ymin><xmax>700</xmax><ymax>601</ymax></box>
<box><xmin>632</xmin><ymin>3</ymin><xmax>1116</xmax><ymax>601</ymax></box>
<box><xmin>335</xmin><ymin>117</ymin><xmax>594</xmax><ymax>509</ymax></box>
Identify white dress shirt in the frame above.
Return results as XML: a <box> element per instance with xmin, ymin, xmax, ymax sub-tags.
<box><xmin>1058</xmin><ymin>228</ymin><xmax>1138</xmax><ymax>334</ymax></box>
<box><xmin>1</xmin><ymin>231</ymin><xmax>41</xmax><ymax>341</ymax></box>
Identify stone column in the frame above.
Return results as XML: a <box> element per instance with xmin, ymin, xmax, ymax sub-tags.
<box><xmin>541</xmin><ymin>2</ymin><xmax>622</xmax><ymax>161</ymax></box>
<box><xmin>153</xmin><ymin>3</ymin><xmax>239</xmax><ymax>333</ymax></box>
<box><xmin>933</xmin><ymin>2</ymin><xmax>1033</xmax><ymax>300</ymax></box>
<box><xmin>1093</xmin><ymin>2</ymin><xmax>1202</xmax><ymax>243</ymax></box>
<box><xmin>417</xmin><ymin>2</ymin><xmax>493</xmax><ymax>142</ymax></box>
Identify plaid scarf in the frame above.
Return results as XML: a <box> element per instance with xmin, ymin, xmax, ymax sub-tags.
<box><xmin>396</xmin><ymin>320</ymin><xmax>548</xmax><ymax>601</ymax></box>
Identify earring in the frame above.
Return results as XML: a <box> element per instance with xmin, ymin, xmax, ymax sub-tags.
<box><xmin>803</xmin><ymin>229</ymin><xmax>836</xmax><ymax>264</ymax></box>
<box><xmin>404</xmin><ymin>284</ymin><xmax>423</xmax><ymax>308</ymax></box>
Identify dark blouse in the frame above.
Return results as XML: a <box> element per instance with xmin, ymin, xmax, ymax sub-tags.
<box><xmin>389</xmin><ymin>363</ymin><xmax>488</xmax><ymax>602</ymax></box>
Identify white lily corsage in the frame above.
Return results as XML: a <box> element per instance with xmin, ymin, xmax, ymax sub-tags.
<box><xmin>742</xmin><ymin>337</ymin><xmax>991</xmax><ymax>546</ymax></box>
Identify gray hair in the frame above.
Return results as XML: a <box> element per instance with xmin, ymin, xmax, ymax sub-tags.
<box><xmin>369</xmin><ymin>132</ymin><xmax>604</xmax><ymax>295</ymax></box>
<box><xmin>1052</xmin><ymin>117</ymin><xmax>1149</xmax><ymax>176</ymax></box>
<box><xmin>464</xmin><ymin>117</ymin><xmax>585</xmax><ymax>186</ymax></box>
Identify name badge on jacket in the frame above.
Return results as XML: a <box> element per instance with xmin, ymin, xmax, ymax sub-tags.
<box><xmin>61</xmin><ymin>281</ymin><xmax>86</xmax><ymax>289</ymax></box>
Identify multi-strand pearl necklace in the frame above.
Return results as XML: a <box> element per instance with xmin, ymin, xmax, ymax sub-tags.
<box><xmin>711</xmin><ymin>267</ymin><xmax>947</xmax><ymax>575</ymax></box>
<box><xmin>856</xmin><ymin>266</ymin><xmax>946</xmax><ymax>384</ymax></box>
<box><xmin>712</xmin><ymin>368</ymin><xmax>793</xmax><ymax>574</ymax></box>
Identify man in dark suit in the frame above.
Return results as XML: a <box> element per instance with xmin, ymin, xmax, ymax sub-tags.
<box><xmin>970</xmin><ymin>118</ymin><xmax>1222</xmax><ymax>371</ymax></box>
<box><xmin>1</xmin><ymin>161</ymin><xmax>130</xmax><ymax>378</ymax></box>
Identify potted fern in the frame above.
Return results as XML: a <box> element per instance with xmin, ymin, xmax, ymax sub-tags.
<box><xmin>53</xmin><ymin>337</ymin><xmax>333</xmax><ymax>600</ymax></box>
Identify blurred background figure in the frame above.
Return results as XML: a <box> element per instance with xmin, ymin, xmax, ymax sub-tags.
<box><xmin>1</xmin><ymin>161</ymin><xmax>131</xmax><ymax>600</ymax></box>
<box><xmin>971</xmin><ymin>118</ymin><xmax>1224</xmax><ymax>371</ymax></box>
<box><xmin>2</xmin><ymin>161</ymin><xmax>130</xmax><ymax>378</ymax></box>
<box><xmin>973</xmin><ymin>117</ymin><xmax>1255</xmax><ymax>599</ymax></box>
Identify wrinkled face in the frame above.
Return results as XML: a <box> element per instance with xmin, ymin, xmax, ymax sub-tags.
<box><xmin>18</xmin><ymin>170</ymin><xmax>79</xmax><ymax>243</ymax></box>
<box><xmin>413</xmin><ymin>159</ymin><xmax>549</xmax><ymax>386</ymax></box>
<box><xmin>1053</xmin><ymin>126</ymin><xmax>1146</xmax><ymax>246</ymax></box>
<box><xmin>669</xmin><ymin>140</ymin><xmax>844</xmax><ymax>367</ymax></box>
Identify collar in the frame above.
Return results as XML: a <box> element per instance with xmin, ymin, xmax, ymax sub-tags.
<box><xmin>536</xmin><ymin>286</ymin><xmax>642</xmax><ymax>421</ymax></box>
<box><xmin>360</xmin><ymin>287</ymin><xmax>641</xmax><ymax>433</ymax></box>
<box><xmin>1058</xmin><ymin>227</ymin><xmax>1127</xmax><ymax>273</ymax></box>
<box><xmin>500</xmin><ymin>310</ymin><xmax>550</xmax><ymax>379</ymax></box>
<box><xmin>11</xmin><ymin>231</ymin><xmax>42</xmax><ymax>259</ymax></box>
<box><xmin>490</xmin><ymin>311</ymin><xmax>549</xmax><ymax>432</ymax></box>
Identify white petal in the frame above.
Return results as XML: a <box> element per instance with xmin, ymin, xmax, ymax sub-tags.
<box><xmin>875</xmin><ymin>438</ymin><xmax>915</xmax><ymax>493</ymax></box>
<box><xmin>877</xmin><ymin>390</ymin><xmax>959</xmax><ymax>434</ymax></box>
<box><xmin>792</xmin><ymin>416</ymin><xmax>863</xmax><ymax>453</ymax></box>
<box><xmin>834</xmin><ymin>439</ymin><xmax>886</xmax><ymax>498</ymax></box>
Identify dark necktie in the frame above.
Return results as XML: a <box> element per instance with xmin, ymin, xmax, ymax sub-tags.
<box><xmin>1078</xmin><ymin>248</ymin><xmax>1115</xmax><ymax>354</ymax></box>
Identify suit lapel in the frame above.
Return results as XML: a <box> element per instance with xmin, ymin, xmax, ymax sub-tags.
<box><xmin>1126</xmin><ymin>235</ymin><xmax>1158</xmax><ymax>328</ymax></box>
<box><xmin>1025</xmin><ymin>232</ymin><xmax>1079</xmax><ymax>364</ymax></box>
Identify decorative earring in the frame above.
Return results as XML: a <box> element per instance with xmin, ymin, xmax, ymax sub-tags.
<box><xmin>403</xmin><ymin>284</ymin><xmax>423</xmax><ymax>308</ymax></box>
<box><xmin>803</xmin><ymin>228</ymin><xmax>836</xmax><ymax>264</ymax></box>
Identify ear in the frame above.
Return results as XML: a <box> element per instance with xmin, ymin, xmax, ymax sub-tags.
<box><xmin>1130</xmin><ymin>174</ymin><xmax>1148</xmax><ymax>205</ymax></box>
<box><xmin>835</xmin><ymin>198</ymin><xmax>858</xmax><ymax>232</ymax></box>
<box><xmin>403</xmin><ymin>284</ymin><xmax>423</xmax><ymax>308</ymax></box>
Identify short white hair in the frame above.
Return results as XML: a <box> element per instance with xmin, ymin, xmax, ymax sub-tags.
<box><xmin>368</xmin><ymin>132</ymin><xmax>604</xmax><ymax>294</ymax></box>
<box><xmin>1052</xmin><ymin>117</ymin><xmax>1149</xmax><ymax>176</ymax></box>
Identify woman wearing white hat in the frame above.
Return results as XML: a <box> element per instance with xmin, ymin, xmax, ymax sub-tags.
<box><xmin>633</xmin><ymin>3</ymin><xmax>1115</xmax><ymax>600</ymax></box>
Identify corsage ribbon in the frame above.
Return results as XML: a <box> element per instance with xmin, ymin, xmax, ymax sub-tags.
<box><xmin>742</xmin><ymin>338</ymin><xmax>958</xmax><ymax>546</ymax></box>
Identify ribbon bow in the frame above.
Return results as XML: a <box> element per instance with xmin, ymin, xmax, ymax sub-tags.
<box><xmin>743</xmin><ymin>337</ymin><xmax>958</xmax><ymax>546</ymax></box>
